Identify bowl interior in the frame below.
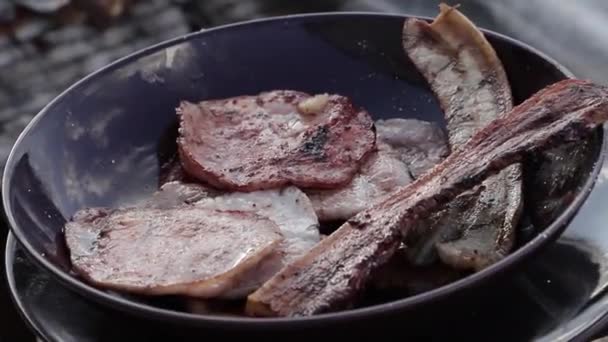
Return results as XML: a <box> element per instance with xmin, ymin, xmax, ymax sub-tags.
<box><xmin>3</xmin><ymin>13</ymin><xmax>604</xmax><ymax>322</ymax></box>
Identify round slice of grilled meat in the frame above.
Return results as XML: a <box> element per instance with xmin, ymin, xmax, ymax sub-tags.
<box><xmin>177</xmin><ymin>90</ymin><xmax>376</xmax><ymax>191</ymax></box>
<box><xmin>65</xmin><ymin>206</ymin><xmax>283</xmax><ymax>298</ymax></box>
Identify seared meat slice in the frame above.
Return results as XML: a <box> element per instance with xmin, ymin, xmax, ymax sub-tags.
<box><xmin>177</xmin><ymin>91</ymin><xmax>376</xmax><ymax>191</ymax></box>
<box><xmin>245</xmin><ymin>79</ymin><xmax>608</xmax><ymax>317</ymax></box>
<box><xmin>65</xmin><ymin>181</ymin><xmax>321</xmax><ymax>299</ymax></box>
<box><xmin>375</xmin><ymin>118</ymin><xmax>449</xmax><ymax>178</ymax></box>
<box><xmin>402</xmin><ymin>3</ymin><xmax>523</xmax><ymax>270</ymax></box>
<box><xmin>307</xmin><ymin>119</ymin><xmax>448</xmax><ymax>221</ymax></box>
<box><xmin>195</xmin><ymin>186</ymin><xmax>321</xmax><ymax>298</ymax></box>
<box><xmin>307</xmin><ymin>142</ymin><xmax>413</xmax><ymax>221</ymax></box>
<box><xmin>65</xmin><ymin>205</ymin><xmax>282</xmax><ymax>297</ymax></box>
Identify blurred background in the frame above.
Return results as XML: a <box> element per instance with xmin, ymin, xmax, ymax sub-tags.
<box><xmin>1</xmin><ymin>0</ymin><xmax>607</xmax><ymax>340</ymax></box>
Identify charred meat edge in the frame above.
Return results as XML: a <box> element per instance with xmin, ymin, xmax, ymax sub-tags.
<box><xmin>245</xmin><ymin>79</ymin><xmax>608</xmax><ymax>317</ymax></box>
<box><xmin>402</xmin><ymin>3</ymin><xmax>522</xmax><ymax>270</ymax></box>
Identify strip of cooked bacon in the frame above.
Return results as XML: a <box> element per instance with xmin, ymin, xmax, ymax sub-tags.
<box><xmin>245</xmin><ymin>79</ymin><xmax>608</xmax><ymax>317</ymax></box>
<box><xmin>402</xmin><ymin>3</ymin><xmax>523</xmax><ymax>270</ymax></box>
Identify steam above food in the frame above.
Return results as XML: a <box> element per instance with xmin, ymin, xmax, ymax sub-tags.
<box><xmin>61</xmin><ymin>3</ymin><xmax>608</xmax><ymax>318</ymax></box>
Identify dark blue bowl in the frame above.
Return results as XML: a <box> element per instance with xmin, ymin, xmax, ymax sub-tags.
<box><xmin>2</xmin><ymin>12</ymin><xmax>605</xmax><ymax>331</ymax></box>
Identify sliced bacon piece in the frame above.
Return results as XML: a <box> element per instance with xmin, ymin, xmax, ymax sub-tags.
<box><xmin>245</xmin><ymin>79</ymin><xmax>608</xmax><ymax>317</ymax></box>
<box><xmin>402</xmin><ymin>3</ymin><xmax>523</xmax><ymax>270</ymax></box>
<box><xmin>177</xmin><ymin>91</ymin><xmax>376</xmax><ymax>191</ymax></box>
<box><xmin>65</xmin><ymin>180</ymin><xmax>321</xmax><ymax>299</ymax></box>
<box><xmin>143</xmin><ymin>180</ymin><xmax>218</xmax><ymax>209</ymax></box>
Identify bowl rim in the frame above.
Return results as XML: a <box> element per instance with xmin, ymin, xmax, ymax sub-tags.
<box><xmin>3</xmin><ymin>11</ymin><xmax>607</xmax><ymax>328</ymax></box>
<box><xmin>4</xmin><ymin>233</ymin><xmax>49</xmax><ymax>341</ymax></box>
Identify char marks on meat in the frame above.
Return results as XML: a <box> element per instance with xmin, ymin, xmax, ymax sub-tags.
<box><xmin>307</xmin><ymin>118</ymin><xmax>448</xmax><ymax>221</ymax></box>
<box><xmin>402</xmin><ymin>4</ymin><xmax>523</xmax><ymax>270</ymax></box>
<box><xmin>306</xmin><ymin>142</ymin><xmax>413</xmax><ymax>221</ymax></box>
<box><xmin>245</xmin><ymin>79</ymin><xmax>608</xmax><ymax>317</ymax></box>
<box><xmin>177</xmin><ymin>90</ymin><xmax>376</xmax><ymax>191</ymax></box>
<box><xmin>375</xmin><ymin>118</ymin><xmax>450</xmax><ymax>178</ymax></box>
